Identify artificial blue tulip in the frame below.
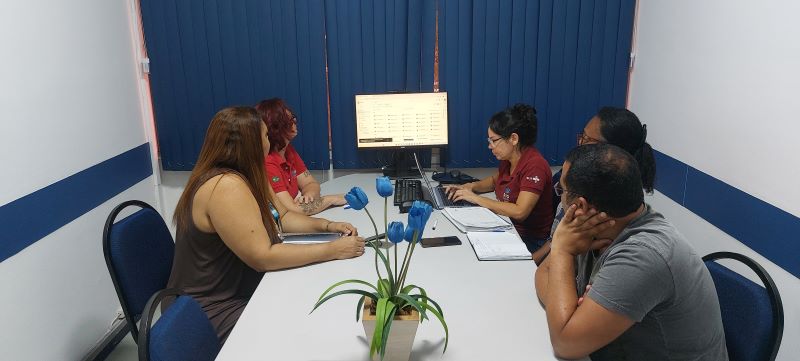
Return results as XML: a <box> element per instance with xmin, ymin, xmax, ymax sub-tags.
<box><xmin>404</xmin><ymin>226</ymin><xmax>420</xmax><ymax>243</ymax></box>
<box><xmin>376</xmin><ymin>176</ymin><xmax>393</xmax><ymax>198</ymax></box>
<box><xmin>387</xmin><ymin>221</ymin><xmax>405</xmax><ymax>244</ymax></box>
<box><xmin>407</xmin><ymin>200</ymin><xmax>433</xmax><ymax>232</ymax></box>
<box><xmin>344</xmin><ymin>187</ymin><xmax>369</xmax><ymax>210</ymax></box>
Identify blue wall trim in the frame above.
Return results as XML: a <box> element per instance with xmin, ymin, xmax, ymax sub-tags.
<box><xmin>654</xmin><ymin>150</ymin><xmax>800</xmax><ymax>278</ymax></box>
<box><xmin>0</xmin><ymin>143</ymin><xmax>153</xmax><ymax>262</ymax></box>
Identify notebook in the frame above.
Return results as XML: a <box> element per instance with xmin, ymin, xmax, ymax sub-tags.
<box><xmin>467</xmin><ymin>231</ymin><xmax>531</xmax><ymax>261</ymax></box>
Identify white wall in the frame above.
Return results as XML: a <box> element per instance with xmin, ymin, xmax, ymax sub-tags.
<box><xmin>0</xmin><ymin>0</ymin><xmax>157</xmax><ymax>359</ymax></box>
<box><xmin>629</xmin><ymin>0</ymin><xmax>800</xmax><ymax>217</ymax></box>
<box><xmin>629</xmin><ymin>1</ymin><xmax>800</xmax><ymax>360</ymax></box>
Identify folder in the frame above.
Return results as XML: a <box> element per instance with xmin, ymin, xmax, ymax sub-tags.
<box><xmin>442</xmin><ymin>207</ymin><xmax>514</xmax><ymax>233</ymax></box>
<box><xmin>467</xmin><ymin>231</ymin><xmax>531</xmax><ymax>261</ymax></box>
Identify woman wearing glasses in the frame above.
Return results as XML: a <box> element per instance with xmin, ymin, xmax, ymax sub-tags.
<box><xmin>547</xmin><ymin>107</ymin><xmax>655</xmax><ymax>285</ymax></box>
<box><xmin>446</xmin><ymin>104</ymin><xmax>555</xmax><ymax>262</ymax></box>
<box><xmin>256</xmin><ymin>98</ymin><xmax>347</xmax><ymax>215</ymax></box>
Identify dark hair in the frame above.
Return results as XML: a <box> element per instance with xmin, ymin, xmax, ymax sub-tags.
<box><xmin>488</xmin><ymin>103</ymin><xmax>538</xmax><ymax>148</ymax></box>
<box><xmin>564</xmin><ymin>143</ymin><xmax>644</xmax><ymax>218</ymax></box>
<box><xmin>255</xmin><ymin>98</ymin><xmax>295</xmax><ymax>153</ymax></box>
<box><xmin>596</xmin><ymin>107</ymin><xmax>655</xmax><ymax>193</ymax></box>
<box><xmin>173</xmin><ymin>106</ymin><xmax>280</xmax><ymax>244</ymax></box>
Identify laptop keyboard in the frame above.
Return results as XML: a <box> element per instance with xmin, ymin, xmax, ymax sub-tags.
<box><xmin>393</xmin><ymin>179</ymin><xmax>424</xmax><ymax>205</ymax></box>
<box><xmin>434</xmin><ymin>186</ymin><xmax>474</xmax><ymax>208</ymax></box>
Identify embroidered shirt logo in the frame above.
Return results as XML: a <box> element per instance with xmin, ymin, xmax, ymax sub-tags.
<box><xmin>526</xmin><ymin>176</ymin><xmax>540</xmax><ymax>183</ymax></box>
<box><xmin>272</xmin><ymin>176</ymin><xmax>280</xmax><ymax>182</ymax></box>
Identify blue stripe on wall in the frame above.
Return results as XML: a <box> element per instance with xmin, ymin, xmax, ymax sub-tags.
<box><xmin>654</xmin><ymin>150</ymin><xmax>800</xmax><ymax>278</ymax></box>
<box><xmin>0</xmin><ymin>144</ymin><xmax>153</xmax><ymax>262</ymax></box>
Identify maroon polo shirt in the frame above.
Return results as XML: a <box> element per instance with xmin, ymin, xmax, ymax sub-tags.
<box><xmin>494</xmin><ymin>146</ymin><xmax>554</xmax><ymax>239</ymax></box>
<box><xmin>265</xmin><ymin>144</ymin><xmax>308</xmax><ymax>199</ymax></box>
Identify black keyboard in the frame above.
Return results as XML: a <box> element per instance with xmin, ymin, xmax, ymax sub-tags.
<box><xmin>393</xmin><ymin>179</ymin><xmax>424</xmax><ymax>205</ymax></box>
<box><xmin>434</xmin><ymin>185</ymin><xmax>474</xmax><ymax>208</ymax></box>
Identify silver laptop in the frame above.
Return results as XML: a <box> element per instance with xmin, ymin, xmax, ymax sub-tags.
<box><xmin>412</xmin><ymin>153</ymin><xmax>477</xmax><ymax>210</ymax></box>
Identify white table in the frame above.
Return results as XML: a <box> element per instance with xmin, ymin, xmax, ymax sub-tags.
<box><xmin>217</xmin><ymin>173</ymin><xmax>568</xmax><ymax>361</ymax></box>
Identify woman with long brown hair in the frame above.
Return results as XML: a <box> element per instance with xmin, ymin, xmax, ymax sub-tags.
<box><xmin>167</xmin><ymin>106</ymin><xmax>365</xmax><ymax>344</ymax></box>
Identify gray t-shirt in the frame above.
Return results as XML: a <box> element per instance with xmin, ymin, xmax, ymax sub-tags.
<box><xmin>586</xmin><ymin>204</ymin><xmax>728</xmax><ymax>361</ymax></box>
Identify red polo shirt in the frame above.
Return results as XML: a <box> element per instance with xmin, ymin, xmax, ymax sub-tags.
<box><xmin>265</xmin><ymin>144</ymin><xmax>308</xmax><ymax>199</ymax></box>
<box><xmin>494</xmin><ymin>146</ymin><xmax>554</xmax><ymax>239</ymax></box>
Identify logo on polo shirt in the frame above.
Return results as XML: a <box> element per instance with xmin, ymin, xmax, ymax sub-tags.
<box><xmin>272</xmin><ymin>176</ymin><xmax>280</xmax><ymax>183</ymax></box>
<box><xmin>526</xmin><ymin>176</ymin><xmax>540</xmax><ymax>183</ymax></box>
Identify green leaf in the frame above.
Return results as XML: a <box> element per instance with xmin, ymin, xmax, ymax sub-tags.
<box><xmin>370</xmin><ymin>298</ymin><xmax>395</xmax><ymax>358</ymax></box>
<box><xmin>391</xmin><ymin>294</ymin><xmax>429</xmax><ymax>321</ymax></box>
<box><xmin>316</xmin><ymin>279</ymin><xmax>377</xmax><ymax>302</ymax></box>
<box><xmin>400</xmin><ymin>284</ymin><xmax>427</xmax><ymax>297</ymax></box>
<box><xmin>355</xmin><ymin>296</ymin><xmax>366</xmax><ymax>322</ymax></box>
<box><xmin>310</xmin><ymin>289</ymin><xmax>377</xmax><ymax>314</ymax></box>
<box><xmin>413</xmin><ymin>296</ymin><xmax>449</xmax><ymax>353</ymax></box>
<box><xmin>410</xmin><ymin>294</ymin><xmax>444</xmax><ymax>318</ymax></box>
<box><xmin>373</xmin><ymin>246</ymin><xmax>396</xmax><ymax>293</ymax></box>
<box><xmin>379</xmin><ymin>305</ymin><xmax>398</xmax><ymax>360</ymax></box>
<box><xmin>377</xmin><ymin>278</ymin><xmax>392</xmax><ymax>298</ymax></box>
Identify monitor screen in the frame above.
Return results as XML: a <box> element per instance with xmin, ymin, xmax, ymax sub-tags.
<box><xmin>355</xmin><ymin>92</ymin><xmax>448</xmax><ymax>149</ymax></box>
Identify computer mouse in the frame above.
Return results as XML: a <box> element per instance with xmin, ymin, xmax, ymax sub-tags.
<box><xmin>449</xmin><ymin>169</ymin><xmax>461</xmax><ymax>178</ymax></box>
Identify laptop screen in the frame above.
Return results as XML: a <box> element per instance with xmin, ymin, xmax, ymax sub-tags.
<box><xmin>412</xmin><ymin>153</ymin><xmax>440</xmax><ymax>204</ymax></box>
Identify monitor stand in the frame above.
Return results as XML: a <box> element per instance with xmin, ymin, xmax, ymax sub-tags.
<box><xmin>381</xmin><ymin>150</ymin><xmax>420</xmax><ymax>179</ymax></box>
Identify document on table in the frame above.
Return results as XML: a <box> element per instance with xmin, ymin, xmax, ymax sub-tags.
<box><xmin>467</xmin><ymin>231</ymin><xmax>532</xmax><ymax>261</ymax></box>
<box><xmin>280</xmin><ymin>232</ymin><xmax>341</xmax><ymax>244</ymax></box>
<box><xmin>442</xmin><ymin>207</ymin><xmax>514</xmax><ymax>233</ymax></box>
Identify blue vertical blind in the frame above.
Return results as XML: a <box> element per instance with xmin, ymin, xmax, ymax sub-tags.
<box><xmin>140</xmin><ymin>0</ymin><xmax>634</xmax><ymax>170</ymax></box>
<box><xmin>140</xmin><ymin>0</ymin><xmax>330</xmax><ymax>170</ymax></box>
<box><xmin>324</xmin><ymin>0</ymin><xmax>437</xmax><ymax>168</ymax></box>
<box><xmin>439</xmin><ymin>0</ymin><xmax>635</xmax><ymax>167</ymax></box>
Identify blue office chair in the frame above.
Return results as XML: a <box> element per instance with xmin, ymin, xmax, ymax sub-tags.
<box><xmin>138</xmin><ymin>288</ymin><xmax>220</xmax><ymax>361</ymax></box>
<box><xmin>103</xmin><ymin>200</ymin><xmax>175</xmax><ymax>342</ymax></box>
<box><xmin>703</xmin><ymin>252</ymin><xmax>783</xmax><ymax>361</ymax></box>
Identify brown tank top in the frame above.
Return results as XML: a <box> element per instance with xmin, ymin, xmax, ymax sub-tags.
<box><xmin>166</xmin><ymin>168</ymin><xmax>264</xmax><ymax>344</ymax></box>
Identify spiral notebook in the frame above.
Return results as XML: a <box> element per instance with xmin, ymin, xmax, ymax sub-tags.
<box><xmin>467</xmin><ymin>231</ymin><xmax>531</xmax><ymax>261</ymax></box>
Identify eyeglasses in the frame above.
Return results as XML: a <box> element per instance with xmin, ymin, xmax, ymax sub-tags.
<box><xmin>553</xmin><ymin>180</ymin><xmax>581</xmax><ymax>198</ymax></box>
<box><xmin>576</xmin><ymin>132</ymin><xmax>603</xmax><ymax>145</ymax></box>
<box><xmin>487</xmin><ymin>136</ymin><xmax>506</xmax><ymax>146</ymax></box>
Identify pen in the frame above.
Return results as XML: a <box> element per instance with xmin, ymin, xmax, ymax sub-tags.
<box><xmin>431</xmin><ymin>219</ymin><xmax>439</xmax><ymax>230</ymax></box>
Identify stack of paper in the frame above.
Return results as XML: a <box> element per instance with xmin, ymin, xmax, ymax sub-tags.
<box><xmin>467</xmin><ymin>232</ymin><xmax>531</xmax><ymax>261</ymax></box>
<box><xmin>442</xmin><ymin>207</ymin><xmax>514</xmax><ymax>233</ymax></box>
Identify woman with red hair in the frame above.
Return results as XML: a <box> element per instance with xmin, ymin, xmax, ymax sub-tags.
<box><xmin>256</xmin><ymin>98</ymin><xmax>346</xmax><ymax>215</ymax></box>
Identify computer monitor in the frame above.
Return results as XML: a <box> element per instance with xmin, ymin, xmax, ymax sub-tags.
<box><xmin>355</xmin><ymin>92</ymin><xmax>448</xmax><ymax>178</ymax></box>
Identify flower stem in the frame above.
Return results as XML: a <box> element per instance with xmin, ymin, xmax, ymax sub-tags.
<box><xmin>363</xmin><ymin>208</ymin><xmax>380</xmax><ymax>240</ymax></box>
<box><xmin>384</xmin><ymin>198</ymin><xmax>396</xmax><ymax>295</ymax></box>
<box><xmin>397</xmin><ymin>230</ymin><xmax>416</xmax><ymax>287</ymax></box>
<box><xmin>398</xmin><ymin>239</ymin><xmax>418</xmax><ymax>289</ymax></box>
<box><xmin>363</xmin><ymin>208</ymin><xmax>383</xmax><ymax>285</ymax></box>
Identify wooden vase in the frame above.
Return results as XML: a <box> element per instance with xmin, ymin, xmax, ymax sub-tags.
<box><xmin>361</xmin><ymin>297</ymin><xmax>420</xmax><ymax>361</ymax></box>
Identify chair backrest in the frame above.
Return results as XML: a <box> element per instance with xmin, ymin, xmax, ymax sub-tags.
<box><xmin>103</xmin><ymin>200</ymin><xmax>175</xmax><ymax>342</ymax></box>
<box><xmin>703</xmin><ymin>252</ymin><xmax>784</xmax><ymax>361</ymax></box>
<box><xmin>139</xmin><ymin>288</ymin><xmax>221</xmax><ymax>361</ymax></box>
